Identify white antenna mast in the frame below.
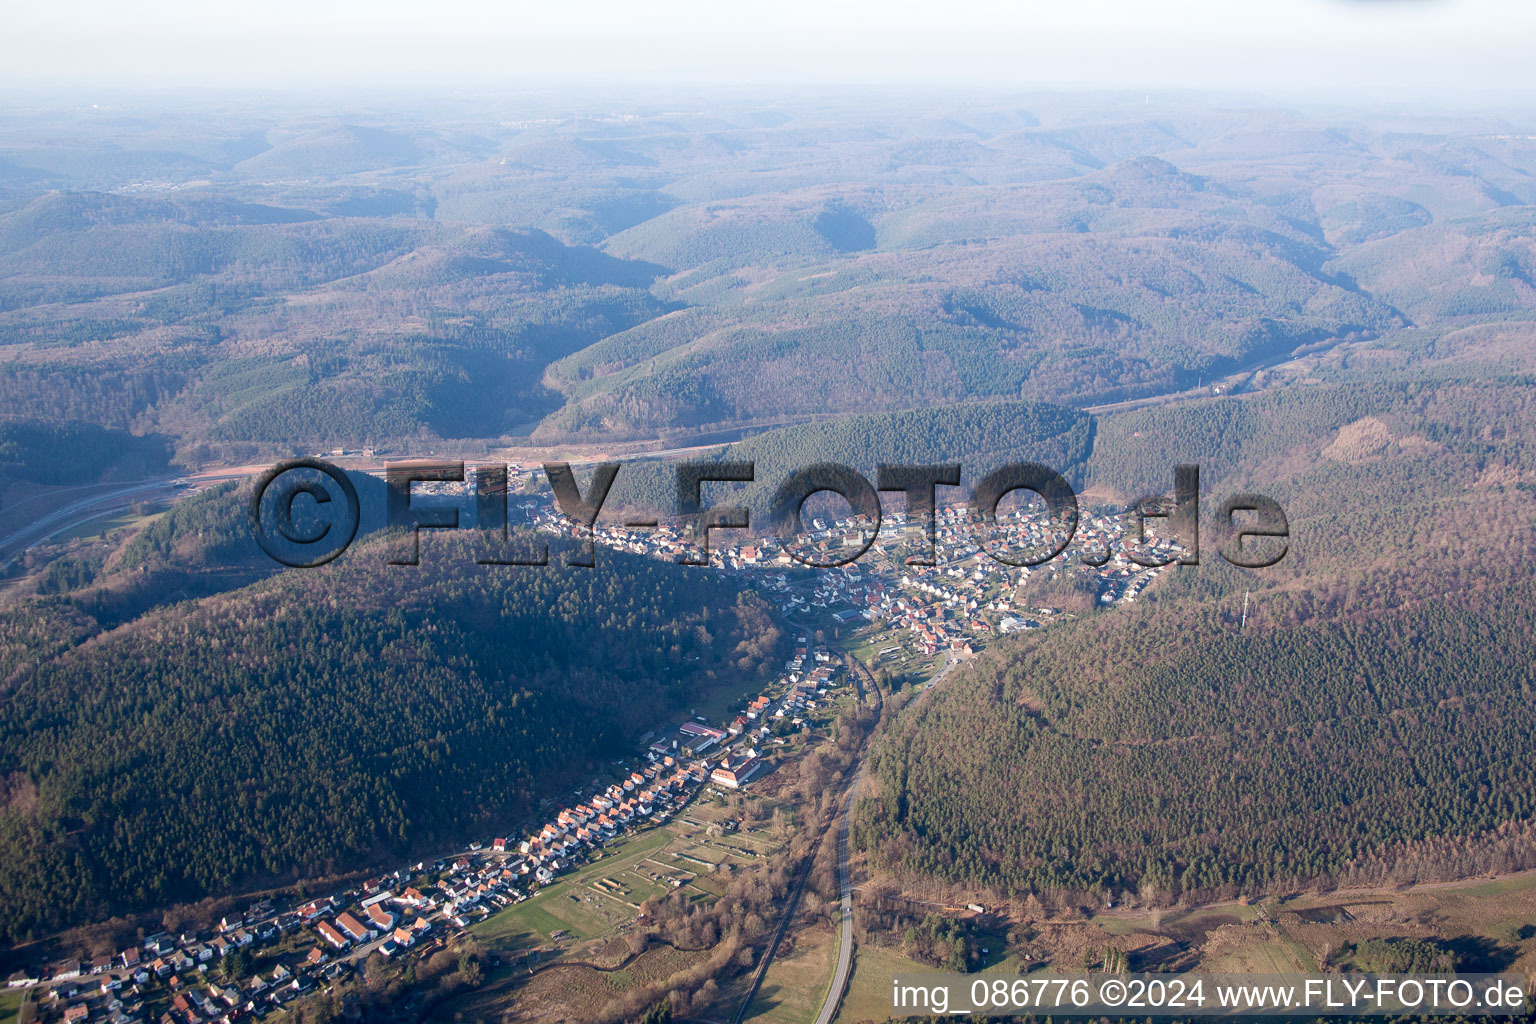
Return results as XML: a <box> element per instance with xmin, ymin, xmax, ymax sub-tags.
<box><xmin>1241</xmin><ymin>591</ymin><xmax>1250</xmax><ymax>630</ymax></box>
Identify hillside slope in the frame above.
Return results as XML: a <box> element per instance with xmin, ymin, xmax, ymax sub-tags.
<box><xmin>858</xmin><ymin>373</ymin><xmax>1536</xmax><ymax>905</ymax></box>
<box><xmin>0</xmin><ymin>526</ymin><xmax>778</xmax><ymax>942</ymax></box>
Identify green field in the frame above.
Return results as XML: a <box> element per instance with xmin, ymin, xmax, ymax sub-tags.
<box><xmin>472</xmin><ymin>897</ymin><xmax>593</xmax><ymax>947</ymax></box>
<box><xmin>0</xmin><ymin>989</ymin><xmax>24</xmax><ymax>1024</ymax></box>
<box><xmin>844</xmin><ymin>628</ymin><xmax>890</xmax><ymax>665</ymax></box>
<box><xmin>471</xmin><ymin>827</ymin><xmax>677</xmax><ymax>946</ymax></box>
<box><xmin>1203</xmin><ymin>933</ymin><xmax>1316</xmax><ymax>974</ymax></box>
<box><xmin>1096</xmin><ymin>901</ymin><xmax>1261</xmax><ymax>937</ymax></box>
<box><xmin>55</xmin><ymin>505</ymin><xmax>165</xmax><ymax>543</ymax></box>
<box><xmin>745</xmin><ymin>922</ymin><xmax>839</xmax><ymax>1024</ymax></box>
<box><xmin>1429</xmin><ymin>873</ymin><xmax>1536</xmax><ymax>901</ymax></box>
<box><xmin>833</xmin><ymin>945</ymin><xmax>925</xmax><ymax>1024</ymax></box>
<box><xmin>469</xmin><ymin>774</ymin><xmax>798</xmax><ymax>982</ymax></box>
<box><xmin>689</xmin><ymin>673</ymin><xmax>769</xmax><ymax>724</ymax></box>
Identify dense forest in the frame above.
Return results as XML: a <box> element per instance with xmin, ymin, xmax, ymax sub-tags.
<box><xmin>606</xmin><ymin>399</ymin><xmax>1094</xmax><ymax>519</ymax></box>
<box><xmin>0</xmin><ymin>419</ymin><xmax>172</xmax><ymax>487</ymax></box>
<box><xmin>857</xmin><ymin>579</ymin><xmax>1536</xmax><ymax>903</ymax></box>
<box><xmin>1083</xmin><ymin>372</ymin><xmax>1536</xmax><ymax>499</ymax></box>
<box><xmin>0</xmin><ymin>522</ymin><xmax>780</xmax><ymax>942</ymax></box>
<box><xmin>857</xmin><ymin>368</ymin><xmax>1536</xmax><ymax>905</ymax></box>
<box><xmin>0</xmin><ymin>199</ymin><xmax>673</xmax><ymax>452</ymax></box>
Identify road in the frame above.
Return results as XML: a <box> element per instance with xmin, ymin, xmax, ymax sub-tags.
<box><xmin>808</xmin><ymin>652</ymin><xmax>956</xmax><ymax>1024</ymax></box>
<box><xmin>0</xmin><ymin>435</ymin><xmax>726</xmax><ymax>577</ymax></box>
<box><xmin>808</xmin><ymin>655</ymin><xmax>889</xmax><ymax>1024</ymax></box>
<box><xmin>0</xmin><ymin>479</ymin><xmax>179</xmax><ymax>570</ymax></box>
<box><xmin>0</xmin><ymin>327</ymin><xmax>1352</xmax><ymax>578</ymax></box>
<box><xmin>728</xmin><ymin>658</ymin><xmax>884</xmax><ymax>1024</ymax></box>
<box><xmin>727</xmin><ymin>819</ymin><xmax>832</xmax><ymax>1024</ymax></box>
<box><xmin>1080</xmin><ymin>334</ymin><xmax>1345</xmax><ymax>416</ymax></box>
<box><xmin>813</xmin><ymin>757</ymin><xmax>863</xmax><ymax>1024</ymax></box>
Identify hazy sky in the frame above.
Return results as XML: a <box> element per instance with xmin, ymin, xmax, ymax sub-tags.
<box><xmin>4</xmin><ymin>0</ymin><xmax>1534</xmax><ymax>96</ymax></box>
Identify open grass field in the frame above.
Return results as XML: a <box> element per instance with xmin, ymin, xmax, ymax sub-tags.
<box><xmin>744</xmin><ymin>921</ymin><xmax>839</xmax><ymax>1024</ymax></box>
<box><xmin>1265</xmin><ymin>874</ymin><xmax>1536</xmax><ymax>975</ymax></box>
<box><xmin>0</xmin><ymin>989</ymin><xmax>24</xmax><ymax>1024</ymax></box>
<box><xmin>1202</xmin><ymin>932</ymin><xmax>1317</xmax><ymax>974</ymax></box>
<box><xmin>471</xmin><ymin>827</ymin><xmax>679</xmax><ymax>948</ymax></box>
<box><xmin>844</xmin><ymin>629</ymin><xmax>892</xmax><ymax>665</ymax></box>
<box><xmin>471</xmin><ymin>896</ymin><xmax>596</xmax><ymax>948</ymax></box>
<box><xmin>452</xmin><ymin>732</ymin><xmax>816</xmax><ymax>1020</ymax></box>
<box><xmin>1096</xmin><ymin>902</ymin><xmax>1262</xmax><ymax>937</ymax></box>
<box><xmin>1089</xmin><ymin>874</ymin><xmax>1536</xmax><ymax>978</ymax></box>
<box><xmin>831</xmin><ymin>871</ymin><xmax>1536</xmax><ymax>1022</ymax></box>
<box><xmin>833</xmin><ymin>944</ymin><xmax>926</xmax><ymax>1024</ymax></box>
<box><xmin>54</xmin><ymin>505</ymin><xmax>165</xmax><ymax>543</ymax></box>
<box><xmin>689</xmin><ymin>673</ymin><xmax>770</xmax><ymax>724</ymax></box>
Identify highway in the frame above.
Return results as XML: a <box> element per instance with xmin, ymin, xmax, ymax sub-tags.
<box><xmin>0</xmin><ymin>328</ymin><xmax>1349</xmax><ymax>580</ymax></box>
<box><xmin>0</xmin><ymin>479</ymin><xmax>180</xmax><ymax>570</ymax></box>
<box><xmin>0</xmin><ymin>435</ymin><xmax>725</xmax><ymax>577</ymax></box>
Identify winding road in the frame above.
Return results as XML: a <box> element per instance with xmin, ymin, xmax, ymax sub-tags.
<box><xmin>0</xmin><ymin>435</ymin><xmax>729</xmax><ymax>577</ymax></box>
<box><xmin>0</xmin><ymin>479</ymin><xmax>179</xmax><ymax>570</ymax></box>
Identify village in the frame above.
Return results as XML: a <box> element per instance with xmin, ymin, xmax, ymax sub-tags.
<box><xmin>7</xmin><ymin>620</ymin><xmax>857</xmax><ymax>1024</ymax></box>
<box><xmin>7</xmin><ymin>479</ymin><xmax>1178</xmax><ymax>1024</ymax></box>
<box><xmin>509</xmin><ymin>478</ymin><xmax>1179</xmax><ymax>671</ymax></box>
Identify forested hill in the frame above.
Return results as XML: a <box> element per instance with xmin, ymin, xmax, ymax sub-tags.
<box><xmin>856</xmin><ymin>370</ymin><xmax>1536</xmax><ymax>907</ymax></box>
<box><xmin>1083</xmin><ymin>371</ymin><xmax>1536</xmax><ymax>500</ymax></box>
<box><xmin>0</xmin><ymin>534</ymin><xmax>779</xmax><ymax>942</ymax></box>
<box><xmin>606</xmin><ymin>399</ymin><xmax>1093</xmax><ymax>519</ymax></box>
<box><xmin>858</xmin><ymin>577</ymin><xmax>1536</xmax><ymax>904</ymax></box>
<box><xmin>0</xmin><ymin>419</ymin><xmax>172</xmax><ymax>486</ymax></box>
<box><xmin>36</xmin><ymin>472</ymin><xmax>396</xmax><ymax>629</ymax></box>
<box><xmin>724</xmin><ymin>400</ymin><xmax>1092</xmax><ymax>482</ymax></box>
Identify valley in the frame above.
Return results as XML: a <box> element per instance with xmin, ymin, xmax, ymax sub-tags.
<box><xmin>3</xmin><ymin>88</ymin><xmax>1536</xmax><ymax>1024</ymax></box>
